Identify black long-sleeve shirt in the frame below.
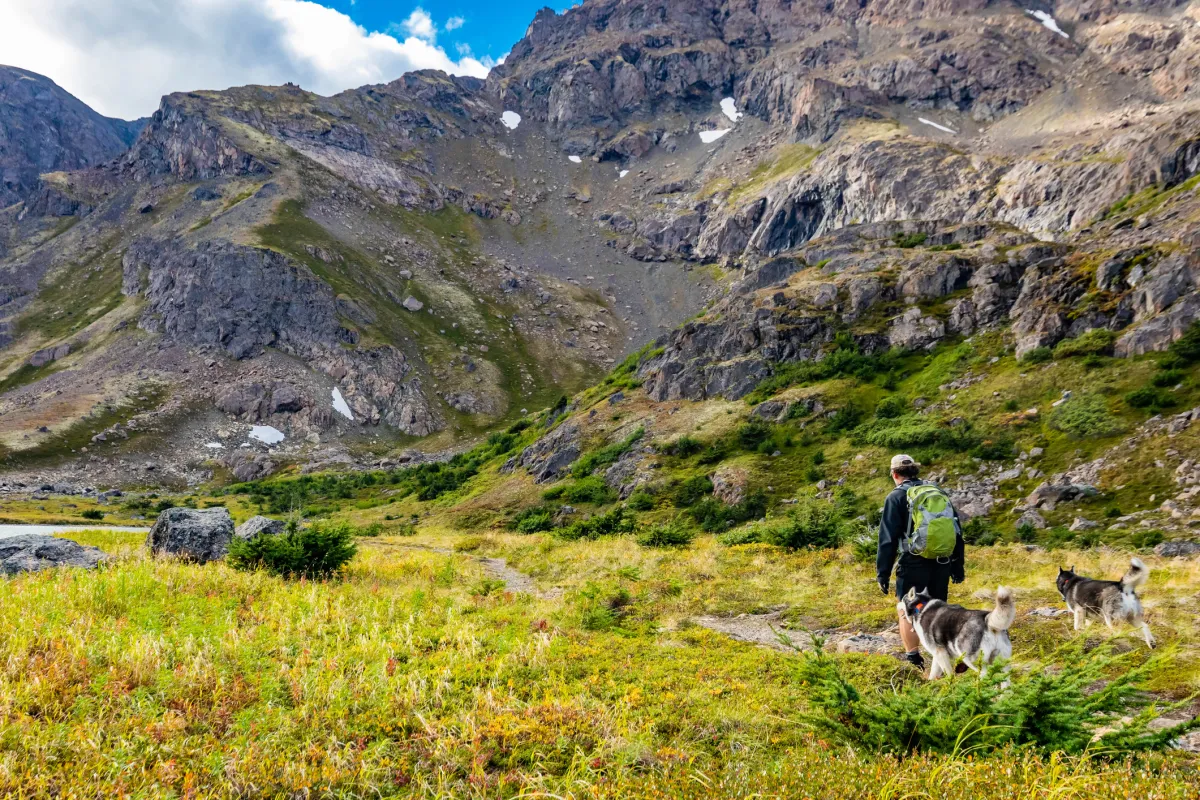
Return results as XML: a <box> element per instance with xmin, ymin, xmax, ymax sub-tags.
<box><xmin>877</xmin><ymin>479</ymin><xmax>965</xmax><ymax>583</ymax></box>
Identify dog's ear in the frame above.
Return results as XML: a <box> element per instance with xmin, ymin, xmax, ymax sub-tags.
<box><xmin>920</xmin><ymin>586</ymin><xmax>929</xmax><ymax>597</ymax></box>
<box><xmin>1069</xmin><ymin>565</ymin><xmax>1075</xmax><ymax>573</ymax></box>
<box><xmin>904</xmin><ymin>587</ymin><xmax>917</xmax><ymax>601</ymax></box>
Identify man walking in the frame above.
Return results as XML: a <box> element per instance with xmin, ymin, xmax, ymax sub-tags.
<box><xmin>876</xmin><ymin>454</ymin><xmax>965</xmax><ymax>669</ymax></box>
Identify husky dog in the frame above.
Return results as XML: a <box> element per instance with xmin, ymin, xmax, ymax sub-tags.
<box><xmin>899</xmin><ymin>586</ymin><xmax>1015</xmax><ymax>679</ymax></box>
<box><xmin>1056</xmin><ymin>559</ymin><xmax>1155</xmax><ymax>648</ymax></box>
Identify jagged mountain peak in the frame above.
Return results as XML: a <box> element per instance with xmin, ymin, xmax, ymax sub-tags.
<box><xmin>0</xmin><ymin>64</ymin><xmax>144</xmax><ymax>208</ymax></box>
<box><xmin>1</xmin><ymin>0</ymin><xmax>1200</xmax><ymax>489</ymax></box>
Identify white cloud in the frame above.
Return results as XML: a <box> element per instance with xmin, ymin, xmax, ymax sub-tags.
<box><xmin>0</xmin><ymin>0</ymin><xmax>494</xmax><ymax>120</ymax></box>
<box><xmin>445</xmin><ymin>16</ymin><xmax>465</xmax><ymax>31</ymax></box>
<box><xmin>400</xmin><ymin>7</ymin><xmax>436</xmax><ymax>43</ymax></box>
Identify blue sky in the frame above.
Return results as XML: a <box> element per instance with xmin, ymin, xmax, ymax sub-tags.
<box><xmin>0</xmin><ymin>0</ymin><xmax>567</xmax><ymax>119</ymax></box>
<box><xmin>326</xmin><ymin>1</ymin><xmax>549</xmax><ymax>66</ymax></box>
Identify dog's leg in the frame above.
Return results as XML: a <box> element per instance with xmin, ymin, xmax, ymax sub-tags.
<box><xmin>1140</xmin><ymin>622</ymin><xmax>1156</xmax><ymax>649</ymax></box>
<box><xmin>1073</xmin><ymin>607</ymin><xmax>1085</xmax><ymax>631</ymax></box>
<box><xmin>929</xmin><ymin>649</ymin><xmax>949</xmax><ymax>680</ymax></box>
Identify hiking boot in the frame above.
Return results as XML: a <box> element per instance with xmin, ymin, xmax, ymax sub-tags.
<box><xmin>904</xmin><ymin>650</ymin><xmax>925</xmax><ymax>669</ymax></box>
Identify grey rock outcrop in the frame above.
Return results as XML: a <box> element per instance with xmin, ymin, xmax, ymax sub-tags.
<box><xmin>1154</xmin><ymin>540</ymin><xmax>1200</xmax><ymax>558</ymax></box>
<box><xmin>515</xmin><ymin>422</ymin><xmax>581</xmax><ymax>483</ymax></box>
<box><xmin>147</xmin><ymin>507</ymin><xmax>234</xmax><ymax>563</ymax></box>
<box><xmin>0</xmin><ymin>534</ymin><xmax>107</xmax><ymax>576</ymax></box>
<box><xmin>235</xmin><ymin>515</ymin><xmax>286</xmax><ymax>540</ymax></box>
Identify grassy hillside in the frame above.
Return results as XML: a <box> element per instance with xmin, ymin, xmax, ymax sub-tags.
<box><xmin>5</xmin><ymin>330</ymin><xmax>1200</xmax><ymax>795</ymax></box>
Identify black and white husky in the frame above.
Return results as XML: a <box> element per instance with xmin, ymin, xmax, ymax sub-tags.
<box><xmin>1056</xmin><ymin>559</ymin><xmax>1155</xmax><ymax>648</ymax></box>
<box><xmin>899</xmin><ymin>587</ymin><xmax>1015</xmax><ymax>679</ymax></box>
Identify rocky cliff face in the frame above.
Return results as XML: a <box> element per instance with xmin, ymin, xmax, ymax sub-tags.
<box><xmin>2</xmin><ymin>1</ymin><xmax>1200</xmax><ymax>487</ymax></box>
<box><xmin>0</xmin><ymin>66</ymin><xmax>142</xmax><ymax>208</ymax></box>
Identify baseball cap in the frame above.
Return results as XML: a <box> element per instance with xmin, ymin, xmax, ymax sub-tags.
<box><xmin>890</xmin><ymin>454</ymin><xmax>919</xmax><ymax>470</ymax></box>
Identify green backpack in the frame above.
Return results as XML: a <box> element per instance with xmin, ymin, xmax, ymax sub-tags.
<box><xmin>904</xmin><ymin>484</ymin><xmax>959</xmax><ymax>559</ymax></box>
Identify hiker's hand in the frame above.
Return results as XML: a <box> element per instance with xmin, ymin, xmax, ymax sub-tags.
<box><xmin>877</xmin><ymin>577</ymin><xmax>889</xmax><ymax>595</ymax></box>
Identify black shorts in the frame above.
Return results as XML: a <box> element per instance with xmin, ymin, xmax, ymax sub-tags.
<box><xmin>895</xmin><ymin>555</ymin><xmax>951</xmax><ymax>601</ymax></box>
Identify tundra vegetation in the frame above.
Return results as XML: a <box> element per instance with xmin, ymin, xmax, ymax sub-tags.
<box><xmin>5</xmin><ymin>330</ymin><xmax>1200</xmax><ymax>797</ymax></box>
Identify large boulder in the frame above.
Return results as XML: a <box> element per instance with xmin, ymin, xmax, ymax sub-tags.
<box><xmin>0</xmin><ymin>535</ymin><xmax>107</xmax><ymax>576</ymax></box>
<box><xmin>1155</xmin><ymin>540</ymin><xmax>1200</xmax><ymax>558</ymax></box>
<box><xmin>147</xmin><ymin>507</ymin><xmax>234</xmax><ymax>563</ymax></box>
<box><xmin>235</xmin><ymin>515</ymin><xmax>286</xmax><ymax>540</ymax></box>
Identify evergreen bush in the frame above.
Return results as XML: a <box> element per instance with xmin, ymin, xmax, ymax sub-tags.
<box><xmin>228</xmin><ymin>522</ymin><xmax>358</xmax><ymax>579</ymax></box>
<box><xmin>796</xmin><ymin>640</ymin><xmax>1200</xmax><ymax>757</ymax></box>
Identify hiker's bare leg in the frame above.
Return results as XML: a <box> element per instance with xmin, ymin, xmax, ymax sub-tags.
<box><xmin>898</xmin><ymin>605</ymin><xmax>920</xmax><ymax>652</ymax></box>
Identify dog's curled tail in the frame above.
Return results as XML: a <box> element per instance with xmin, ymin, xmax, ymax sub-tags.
<box><xmin>1122</xmin><ymin>558</ymin><xmax>1149</xmax><ymax>594</ymax></box>
<box><xmin>987</xmin><ymin>586</ymin><xmax>1016</xmax><ymax>631</ymax></box>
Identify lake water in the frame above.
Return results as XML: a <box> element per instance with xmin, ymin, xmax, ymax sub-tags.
<box><xmin>0</xmin><ymin>525</ymin><xmax>149</xmax><ymax>540</ymax></box>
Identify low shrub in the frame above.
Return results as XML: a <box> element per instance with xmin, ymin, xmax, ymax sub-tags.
<box><xmin>228</xmin><ymin>522</ymin><xmax>358</xmax><ymax>579</ymax></box>
<box><xmin>637</xmin><ymin>517</ymin><xmax>695</xmax><ymax>548</ymax></box>
<box><xmin>1049</xmin><ymin>394</ymin><xmax>1123</xmax><ymax>438</ymax></box>
<box><xmin>578</xmin><ymin>583</ymin><xmax>633</xmax><ymax>631</ymax></box>
<box><xmin>1151</xmin><ymin>368</ymin><xmax>1185</xmax><ymax>388</ymax></box>
<box><xmin>874</xmin><ymin>395</ymin><xmax>908</xmax><ymax>419</ymax></box>
<box><xmin>690</xmin><ymin>491</ymin><xmax>768</xmax><ymax>533</ymax></box>
<box><xmin>672</xmin><ymin>475</ymin><xmax>713</xmax><ymax>507</ymax></box>
<box><xmin>797</xmin><ymin>640</ymin><xmax>1200</xmax><ymax>757</ymax></box>
<box><xmin>662</xmin><ymin>435</ymin><xmax>704</xmax><ymax>457</ymax></box>
<box><xmin>571</xmin><ymin>427</ymin><xmax>644</xmax><ymax>478</ymax></box>
<box><xmin>961</xmin><ymin>518</ymin><xmax>999</xmax><ymax>546</ymax></box>
<box><xmin>1131</xmin><ymin>529</ymin><xmax>1165</xmax><ymax>549</ymax></box>
<box><xmin>357</xmin><ymin>522</ymin><xmax>383</xmax><ymax>537</ymax></box>
<box><xmin>557</xmin><ymin>507</ymin><xmax>634</xmax><ymax>541</ymax></box>
<box><xmin>1168</xmin><ymin>319</ymin><xmax>1200</xmax><ymax>364</ymax></box>
<box><xmin>850</xmin><ymin>533</ymin><xmax>878</xmax><ymax>563</ymax></box>
<box><xmin>892</xmin><ymin>232</ymin><xmax>927</xmax><ymax>248</ymax></box>
<box><xmin>627</xmin><ymin>491</ymin><xmax>655</xmax><ymax>511</ymax></box>
<box><xmin>736</xmin><ymin>419</ymin><xmax>773</xmax><ymax>450</ymax></box>
<box><xmin>80</xmin><ymin>509</ymin><xmax>104</xmax><ymax>520</ymax></box>
<box><xmin>1053</xmin><ymin>329</ymin><xmax>1116</xmax><ymax>359</ymax></box>
<box><xmin>1020</xmin><ymin>347</ymin><xmax>1054</xmax><ymax>365</ymax></box>
<box><xmin>510</xmin><ymin>505</ymin><xmax>557</xmax><ymax>533</ymax></box>
<box><xmin>826</xmin><ymin>404</ymin><xmax>864</xmax><ymax>434</ymax></box>
<box><xmin>1125</xmin><ymin>386</ymin><xmax>1176</xmax><ymax>413</ymax></box>
<box><xmin>720</xmin><ymin>498</ymin><xmax>842</xmax><ymax>549</ymax></box>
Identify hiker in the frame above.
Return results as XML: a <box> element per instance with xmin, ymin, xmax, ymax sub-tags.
<box><xmin>876</xmin><ymin>454</ymin><xmax>965</xmax><ymax>669</ymax></box>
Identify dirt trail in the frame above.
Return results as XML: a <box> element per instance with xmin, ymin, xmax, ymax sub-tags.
<box><xmin>692</xmin><ymin>610</ymin><xmax>904</xmax><ymax>656</ymax></box>
<box><xmin>367</xmin><ymin>540</ymin><xmax>563</xmax><ymax>599</ymax></box>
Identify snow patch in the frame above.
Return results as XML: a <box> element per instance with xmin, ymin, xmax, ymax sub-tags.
<box><xmin>249</xmin><ymin>425</ymin><xmax>285</xmax><ymax>445</ymax></box>
<box><xmin>618</xmin><ymin>169</ymin><xmax>629</xmax><ymax>179</ymax></box>
<box><xmin>719</xmin><ymin>97</ymin><xmax>743</xmax><ymax>122</ymax></box>
<box><xmin>699</xmin><ymin>129</ymin><xmax>731</xmax><ymax>144</ymax></box>
<box><xmin>205</xmin><ymin>442</ymin><xmax>223</xmax><ymax>449</ymax></box>
<box><xmin>918</xmin><ymin>117</ymin><xmax>958</xmax><ymax>135</ymax></box>
<box><xmin>1026</xmin><ymin>9</ymin><xmax>1069</xmax><ymax>38</ymax></box>
<box><xmin>568</xmin><ymin>155</ymin><xmax>582</xmax><ymax>163</ymax></box>
<box><xmin>501</xmin><ymin>110</ymin><xmax>522</xmax><ymax>130</ymax></box>
<box><xmin>332</xmin><ymin>387</ymin><xmax>354</xmax><ymax>421</ymax></box>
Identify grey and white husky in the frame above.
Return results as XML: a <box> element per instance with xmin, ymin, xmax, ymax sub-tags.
<box><xmin>1056</xmin><ymin>559</ymin><xmax>1155</xmax><ymax>648</ymax></box>
<box><xmin>899</xmin><ymin>586</ymin><xmax>1015</xmax><ymax>679</ymax></box>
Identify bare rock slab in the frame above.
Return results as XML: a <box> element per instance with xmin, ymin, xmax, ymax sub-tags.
<box><xmin>0</xmin><ymin>535</ymin><xmax>107</xmax><ymax>576</ymax></box>
<box><xmin>148</xmin><ymin>507</ymin><xmax>234</xmax><ymax>563</ymax></box>
<box><xmin>235</xmin><ymin>515</ymin><xmax>286</xmax><ymax>540</ymax></box>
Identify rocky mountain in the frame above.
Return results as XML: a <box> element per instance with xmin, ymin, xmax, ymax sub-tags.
<box><xmin>0</xmin><ymin>66</ymin><xmax>143</xmax><ymax>209</ymax></box>
<box><xmin>1</xmin><ymin>0</ymin><xmax>1200</xmax><ymax>490</ymax></box>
